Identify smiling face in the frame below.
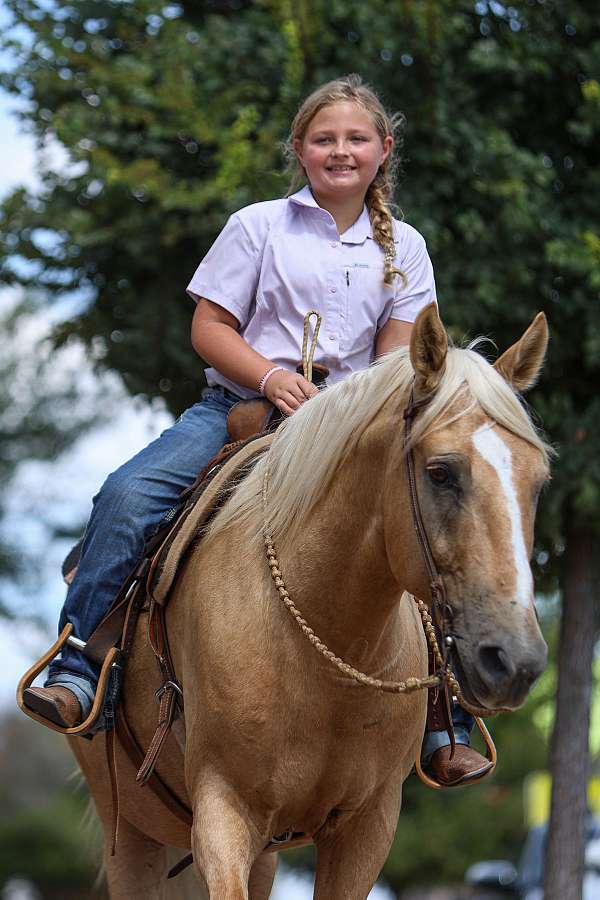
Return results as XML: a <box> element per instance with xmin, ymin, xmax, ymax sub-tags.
<box><xmin>293</xmin><ymin>101</ymin><xmax>393</xmax><ymax>203</ymax></box>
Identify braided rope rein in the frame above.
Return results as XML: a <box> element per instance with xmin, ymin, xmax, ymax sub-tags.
<box><xmin>301</xmin><ymin>310</ymin><xmax>321</xmax><ymax>384</ymax></box>
<box><xmin>263</xmin><ymin>310</ymin><xmax>497</xmax><ymax>713</ymax></box>
<box><xmin>261</xmin><ymin>462</ymin><xmax>442</xmax><ymax>695</ymax></box>
<box><xmin>262</xmin><ymin>308</ymin><xmax>444</xmax><ymax>694</ymax></box>
<box><xmin>262</xmin><ymin>462</ymin><xmax>498</xmax><ymax>715</ymax></box>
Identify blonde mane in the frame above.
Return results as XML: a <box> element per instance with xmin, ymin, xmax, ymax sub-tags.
<box><xmin>206</xmin><ymin>345</ymin><xmax>551</xmax><ymax>551</ymax></box>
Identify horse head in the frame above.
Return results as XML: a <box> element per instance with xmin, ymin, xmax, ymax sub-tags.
<box><xmin>385</xmin><ymin>304</ymin><xmax>550</xmax><ymax>712</ymax></box>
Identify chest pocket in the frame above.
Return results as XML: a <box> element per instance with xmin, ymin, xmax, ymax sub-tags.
<box><xmin>340</xmin><ymin>262</ymin><xmax>395</xmax><ymax>353</ymax></box>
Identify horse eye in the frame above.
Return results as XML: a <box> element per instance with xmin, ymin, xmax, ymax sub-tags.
<box><xmin>427</xmin><ymin>465</ymin><xmax>451</xmax><ymax>485</ymax></box>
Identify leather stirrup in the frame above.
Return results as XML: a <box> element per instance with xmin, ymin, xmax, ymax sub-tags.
<box><xmin>415</xmin><ymin>715</ymin><xmax>497</xmax><ymax>789</ymax></box>
<box><xmin>16</xmin><ymin>624</ymin><xmax>120</xmax><ymax>737</ymax></box>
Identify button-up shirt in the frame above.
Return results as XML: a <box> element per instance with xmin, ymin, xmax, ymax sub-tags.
<box><xmin>187</xmin><ymin>185</ymin><xmax>436</xmax><ymax>398</ymax></box>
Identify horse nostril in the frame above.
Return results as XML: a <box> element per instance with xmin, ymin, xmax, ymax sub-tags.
<box><xmin>478</xmin><ymin>645</ymin><xmax>515</xmax><ymax>682</ymax></box>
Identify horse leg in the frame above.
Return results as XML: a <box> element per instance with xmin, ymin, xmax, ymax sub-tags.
<box><xmin>248</xmin><ymin>852</ymin><xmax>277</xmax><ymax>900</ymax></box>
<box><xmin>104</xmin><ymin>816</ymin><xmax>168</xmax><ymax>899</ymax></box>
<box><xmin>191</xmin><ymin>784</ymin><xmax>264</xmax><ymax>900</ymax></box>
<box><xmin>313</xmin><ymin>790</ymin><xmax>401</xmax><ymax>900</ymax></box>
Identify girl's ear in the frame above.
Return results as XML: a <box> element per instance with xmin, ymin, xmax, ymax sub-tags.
<box><xmin>381</xmin><ymin>135</ymin><xmax>393</xmax><ymax>164</ymax></box>
<box><xmin>293</xmin><ymin>137</ymin><xmax>304</xmax><ymax>166</ymax></box>
<box><xmin>409</xmin><ymin>303</ymin><xmax>448</xmax><ymax>396</ymax></box>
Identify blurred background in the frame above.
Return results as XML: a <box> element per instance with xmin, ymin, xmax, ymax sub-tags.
<box><xmin>0</xmin><ymin>1</ymin><xmax>598</xmax><ymax>898</ymax></box>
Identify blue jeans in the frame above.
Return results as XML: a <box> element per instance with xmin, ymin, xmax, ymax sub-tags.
<box><xmin>422</xmin><ymin>703</ymin><xmax>475</xmax><ymax>762</ymax></box>
<box><xmin>46</xmin><ymin>386</ymin><xmax>240</xmax><ymax>707</ymax></box>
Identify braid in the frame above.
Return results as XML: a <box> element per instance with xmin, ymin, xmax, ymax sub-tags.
<box><xmin>366</xmin><ymin>173</ymin><xmax>405</xmax><ymax>286</ymax></box>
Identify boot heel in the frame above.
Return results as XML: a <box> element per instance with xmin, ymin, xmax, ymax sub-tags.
<box><xmin>16</xmin><ymin>623</ymin><xmax>120</xmax><ymax>737</ymax></box>
<box><xmin>415</xmin><ymin>716</ymin><xmax>497</xmax><ymax>789</ymax></box>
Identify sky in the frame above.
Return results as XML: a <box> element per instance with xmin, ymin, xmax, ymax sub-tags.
<box><xmin>0</xmin><ymin>12</ymin><xmax>394</xmax><ymax>898</ymax></box>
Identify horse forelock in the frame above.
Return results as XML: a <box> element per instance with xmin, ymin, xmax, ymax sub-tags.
<box><xmin>206</xmin><ymin>342</ymin><xmax>551</xmax><ymax>551</ymax></box>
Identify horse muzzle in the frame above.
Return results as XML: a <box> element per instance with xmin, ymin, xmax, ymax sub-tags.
<box><xmin>452</xmin><ymin>631</ymin><xmax>548</xmax><ymax>711</ymax></box>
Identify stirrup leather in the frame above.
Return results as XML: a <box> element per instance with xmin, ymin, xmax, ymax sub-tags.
<box><xmin>16</xmin><ymin>624</ymin><xmax>120</xmax><ymax>737</ymax></box>
<box><xmin>414</xmin><ymin>715</ymin><xmax>497</xmax><ymax>789</ymax></box>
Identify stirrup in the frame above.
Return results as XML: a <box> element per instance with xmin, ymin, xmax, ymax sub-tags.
<box><xmin>414</xmin><ymin>715</ymin><xmax>497</xmax><ymax>790</ymax></box>
<box><xmin>16</xmin><ymin>623</ymin><xmax>120</xmax><ymax>737</ymax></box>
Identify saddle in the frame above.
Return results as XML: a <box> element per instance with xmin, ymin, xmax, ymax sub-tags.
<box><xmin>17</xmin><ymin>374</ymin><xmax>332</xmax><ymax>866</ymax></box>
<box><xmin>18</xmin><ymin>426</ymin><xmax>277</xmax><ymax>737</ymax></box>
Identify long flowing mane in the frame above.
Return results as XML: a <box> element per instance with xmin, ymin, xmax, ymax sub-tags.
<box><xmin>206</xmin><ymin>345</ymin><xmax>551</xmax><ymax>550</ymax></box>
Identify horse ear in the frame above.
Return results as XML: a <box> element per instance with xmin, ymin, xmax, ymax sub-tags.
<box><xmin>410</xmin><ymin>303</ymin><xmax>448</xmax><ymax>394</ymax></box>
<box><xmin>494</xmin><ymin>312</ymin><xmax>549</xmax><ymax>392</ymax></box>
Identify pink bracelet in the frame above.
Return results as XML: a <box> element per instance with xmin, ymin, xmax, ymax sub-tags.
<box><xmin>259</xmin><ymin>366</ymin><xmax>285</xmax><ymax>395</ymax></box>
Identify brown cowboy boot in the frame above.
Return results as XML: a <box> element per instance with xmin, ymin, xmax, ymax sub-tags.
<box><xmin>423</xmin><ymin>686</ymin><xmax>494</xmax><ymax>787</ymax></box>
<box><xmin>428</xmin><ymin>744</ymin><xmax>494</xmax><ymax>787</ymax></box>
<box><xmin>23</xmin><ymin>685</ymin><xmax>82</xmax><ymax>729</ymax></box>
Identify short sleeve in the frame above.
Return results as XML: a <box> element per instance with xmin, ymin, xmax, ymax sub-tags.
<box><xmin>186</xmin><ymin>213</ymin><xmax>264</xmax><ymax>328</ymax></box>
<box><xmin>390</xmin><ymin>227</ymin><xmax>437</xmax><ymax>322</ymax></box>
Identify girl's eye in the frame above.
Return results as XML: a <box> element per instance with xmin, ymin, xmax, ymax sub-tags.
<box><xmin>313</xmin><ymin>136</ymin><xmax>368</xmax><ymax>144</ymax></box>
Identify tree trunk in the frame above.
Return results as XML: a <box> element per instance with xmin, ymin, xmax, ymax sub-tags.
<box><xmin>543</xmin><ymin>522</ymin><xmax>598</xmax><ymax>899</ymax></box>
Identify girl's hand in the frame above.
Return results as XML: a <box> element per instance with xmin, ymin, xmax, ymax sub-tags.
<box><xmin>263</xmin><ymin>369</ymin><xmax>319</xmax><ymax>416</ymax></box>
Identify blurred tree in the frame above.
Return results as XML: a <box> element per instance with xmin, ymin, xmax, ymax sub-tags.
<box><xmin>0</xmin><ymin>0</ymin><xmax>300</xmax><ymax>414</ymax></box>
<box><xmin>0</xmin><ymin>0</ymin><xmax>598</xmax><ymax>894</ymax></box>
<box><xmin>0</xmin><ymin>712</ymin><xmax>104</xmax><ymax>898</ymax></box>
<box><xmin>0</xmin><ymin>296</ymin><xmax>112</xmax><ymax>616</ymax></box>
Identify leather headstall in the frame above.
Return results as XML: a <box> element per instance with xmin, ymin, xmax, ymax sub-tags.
<box><xmin>402</xmin><ymin>385</ymin><xmax>456</xmax><ymax>748</ymax></box>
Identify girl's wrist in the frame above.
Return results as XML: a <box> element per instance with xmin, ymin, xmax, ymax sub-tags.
<box><xmin>258</xmin><ymin>366</ymin><xmax>285</xmax><ymax>395</ymax></box>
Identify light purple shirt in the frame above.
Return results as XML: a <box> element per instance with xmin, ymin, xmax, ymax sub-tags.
<box><xmin>187</xmin><ymin>185</ymin><xmax>436</xmax><ymax>399</ymax></box>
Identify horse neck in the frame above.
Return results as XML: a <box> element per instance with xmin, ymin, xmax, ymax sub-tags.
<box><xmin>272</xmin><ymin>412</ymin><xmax>413</xmax><ymax>654</ymax></box>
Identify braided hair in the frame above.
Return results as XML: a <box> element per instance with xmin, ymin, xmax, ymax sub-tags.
<box><xmin>284</xmin><ymin>74</ymin><xmax>405</xmax><ymax>285</ymax></box>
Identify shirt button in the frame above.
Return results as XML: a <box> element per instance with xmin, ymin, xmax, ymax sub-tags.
<box><xmin>329</xmin><ymin>286</ymin><xmax>337</xmax><ymax>293</ymax></box>
<box><xmin>329</xmin><ymin>335</ymin><xmax>336</xmax><ymax>341</ymax></box>
<box><xmin>330</xmin><ymin>241</ymin><xmax>338</xmax><ymax>248</ymax></box>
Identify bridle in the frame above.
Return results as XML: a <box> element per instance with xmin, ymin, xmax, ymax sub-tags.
<box><xmin>403</xmin><ymin>388</ymin><xmax>455</xmax><ymax>672</ymax></box>
<box><xmin>262</xmin><ymin>381</ymin><xmax>506</xmax><ymax>717</ymax></box>
<box><xmin>403</xmin><ymin>386</ymin><xmax>512</xmax><ymax>716</ymax></box>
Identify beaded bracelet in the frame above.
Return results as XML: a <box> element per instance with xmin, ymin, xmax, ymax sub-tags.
<box><xmin>258</xmin><ymin>366</ymin><xmax>285</xmax><ymax>395</ymax></box>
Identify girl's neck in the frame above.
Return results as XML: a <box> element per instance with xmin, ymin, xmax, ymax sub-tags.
<box><xmin>310</xmin><ymin>187</ymin><xmax>367</xmax><ymax>236</ymax></box>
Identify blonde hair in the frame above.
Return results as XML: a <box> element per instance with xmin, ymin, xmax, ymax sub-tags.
<box><xmin>283</xmin><ymin>74</ymin><xmax>405</xmax><ymax>285</ymax></box>
<box><xmin>207</xmin><ymin>344</ymin><xmax>552</xmax><ymax>553</ymax></box>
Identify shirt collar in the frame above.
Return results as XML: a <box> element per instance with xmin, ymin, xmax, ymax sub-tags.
<box><xmin>289</xmin><ymin>184</ymin><xmax>373</xmax><ymax>244</ymax></box>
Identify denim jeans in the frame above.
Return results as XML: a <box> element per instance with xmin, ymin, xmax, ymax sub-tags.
<box><xmin>46</xmin><ymin>386</ymin><xmax>240</xmax><ymax>706</ymax></box>
<box><xmin>422</xmin><ymin>702</ymin><xmax>475</xmax><ymax>763</ymax></box>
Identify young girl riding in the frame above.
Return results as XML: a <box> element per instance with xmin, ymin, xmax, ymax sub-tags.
<box><xmin>24</xmin><ymin>74</ymin><xmax>491</xmax><ymax>787</ymax></box>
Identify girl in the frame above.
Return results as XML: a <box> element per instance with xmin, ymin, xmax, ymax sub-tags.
<box><xmin>24</xmin><ymin>74</ymin><xmax>490</xmax><ymax>787</ymax></box>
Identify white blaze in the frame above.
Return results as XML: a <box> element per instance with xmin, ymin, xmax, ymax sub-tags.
<box><xmin>472</xmin><ymin>425</ymin><xmax>533</xmax><ymax>608</ymax></box>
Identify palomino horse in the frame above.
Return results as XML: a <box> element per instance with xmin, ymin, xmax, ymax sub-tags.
<box><xmin>70</xmin><ymin>304</ymin><xmax>550</xmax><ymax>899</ymax></box>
